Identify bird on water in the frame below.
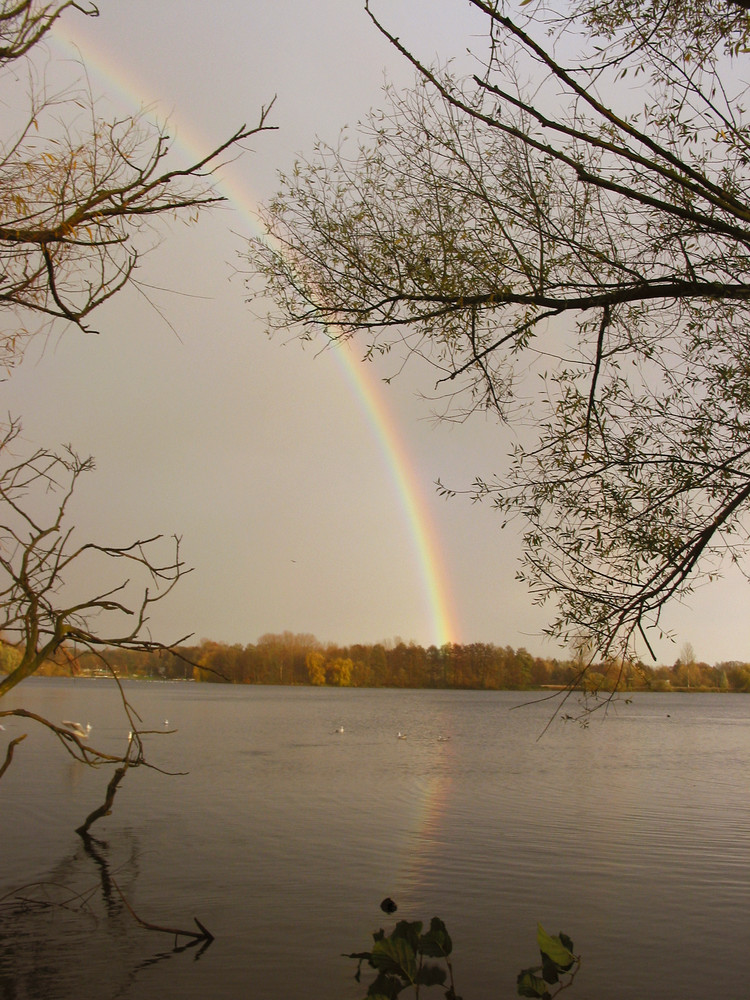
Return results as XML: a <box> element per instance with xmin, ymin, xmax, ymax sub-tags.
<box><xmin>62</xmin><ymin>721</ymin><xmax>91</xmax><ymax>738</ymax></box>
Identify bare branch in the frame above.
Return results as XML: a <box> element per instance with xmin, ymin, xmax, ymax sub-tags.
<box><xmin>0</xmin><ymin>732</ymin><xmax>26</xmax><ymax>778</ymax></box>
<box><xmin>75</xmin><ymin>764</ymin><xmax>128</xmax><ymax>835</ymax></box>
<box><xmin>250</xmin><ymin>1</ymin><xmax>750</xmax><ymax>661</ymax></box>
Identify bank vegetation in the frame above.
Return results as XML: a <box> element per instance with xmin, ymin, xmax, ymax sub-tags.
<box><xmin>11</xmin><ymin>632</ymin><xmax>750</xmax><ymax>694</ymax></box>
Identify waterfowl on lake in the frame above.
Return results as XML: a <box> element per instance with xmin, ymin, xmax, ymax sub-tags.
<box><xmin>62</xmin><ymin>721</ymin><xmax>91</xmax><ymax>738</ymax></box>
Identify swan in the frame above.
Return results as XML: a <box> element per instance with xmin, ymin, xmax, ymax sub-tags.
<box><xmin>332</xmin><ymin>725</ymin><xmax>344</xmax><ymax>734</ymax></box>
<box><xmin>62</xmin><ymin>720</ymin><xmax>91</xmax><ymax>738</ymax></box>
<box><xmin>397</xmin><ymin>732</ymin><xmax>407</xmax><ymax>739</ymax></box>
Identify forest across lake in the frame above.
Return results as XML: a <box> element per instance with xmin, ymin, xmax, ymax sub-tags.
<box><xmin>11</xmin><ymin>632</ymin><xmax>750</xmax><ymax>693</ymax></box>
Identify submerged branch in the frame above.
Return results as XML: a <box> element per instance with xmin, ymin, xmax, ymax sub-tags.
<box><xmin>109</xmin><ymin>875</ymin><xmax>215</xmax><ymax>945</ymax></box>
<box><xmin>76</xmin><ymin>764</ymin><xmax>129</xmax><ymax>836</ymax></box>
<box><xmin>0</xmin><ymin>732</ymin><xmax>27</xmax><ymax>779</ymax></box>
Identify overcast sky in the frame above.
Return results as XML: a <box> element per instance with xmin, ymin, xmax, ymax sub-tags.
<box><xmin>5</xmin><ymin>1</ymin><xmax>749</xmax><ymax>663</ymax></box>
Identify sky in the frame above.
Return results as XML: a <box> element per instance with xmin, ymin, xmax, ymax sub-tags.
<box><xmin>4</xmin><ymin>0</ymin><xmax>750</xmax><ymax>664</ymax></box>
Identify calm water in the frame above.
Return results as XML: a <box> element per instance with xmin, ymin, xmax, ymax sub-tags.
<box><xmin>2</xmin><ymin>680</ymin><xmax>750</xmax><ymax>999</ymax></box>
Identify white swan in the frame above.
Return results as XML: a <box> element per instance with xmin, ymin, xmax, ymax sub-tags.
<box><xmin>332</xmin><ymin>725</ymin><xmax>344</xmax><ymax>734</ymax></box>
<box><xmin>62</xmin><ymin>720</ymin><xmax>91</xmax><ymax>738</ymax></box>
<box><xmin>397</xmin><ymin>732</ymin><xmax>407</xmax><ymax>739</ymax></box>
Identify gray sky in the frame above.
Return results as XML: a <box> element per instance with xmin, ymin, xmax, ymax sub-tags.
<box><xmin>6</xmin><ymin>1</ymin><xmax>749</xmax><ymax>663</ymax></box>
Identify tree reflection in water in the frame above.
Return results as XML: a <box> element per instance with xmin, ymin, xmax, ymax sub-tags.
<box><xmin>0</xmin><ymin>830</ymin><xmax>212</xmax><ymax>999</ymax></box>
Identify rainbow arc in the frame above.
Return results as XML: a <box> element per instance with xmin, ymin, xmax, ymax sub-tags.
<box><xmin>50</xmin><ymin>23</ymin><xmax>460</xmax><ymax>647</ymax></box>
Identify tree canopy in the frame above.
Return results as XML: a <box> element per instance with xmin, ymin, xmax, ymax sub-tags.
<box><xmin>251</xmin><ymin>0</ymin><xmax>750</xmax><ymax>664</ymax></box>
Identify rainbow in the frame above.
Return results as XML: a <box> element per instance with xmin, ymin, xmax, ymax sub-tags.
<box><xmin>49</xmin><ymin>21</ymin><xmax>460</xmax><ymax>647</ymax></box>
<box><xmin>395</xmin><ymin>764</ymin><xmax>454</xmax><ymax>905</ymax></box>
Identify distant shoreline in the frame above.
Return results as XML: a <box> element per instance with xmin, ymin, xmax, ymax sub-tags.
<box><xmin>5</xmin><ymin>634</ymin><xmax>747</xmax><ymax>692</ymax></box>
<box><xmin>8</xmin><ymin>673</ymin><xmax>744</xmax><ymax>696</ymax></box>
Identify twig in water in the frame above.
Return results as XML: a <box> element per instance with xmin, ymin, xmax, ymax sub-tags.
<box><xmin>0</xmin><ymin>733</ymin><xmax>27</xmax><ymax>779</ymax></box>
<box><xmin>76</xmin><ymin>764</ymin><xmax>130</xmax><ymax>836</ymax></box>
<box><xmin>109</xmin><ymin>875</ymin><xmax>214</xmax><ymax>946</ymax></box>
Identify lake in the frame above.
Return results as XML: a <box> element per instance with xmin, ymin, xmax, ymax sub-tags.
<box><xmin>1</xmin><ymin>679</ymin><xmax>749</xmax><ymax>999</ymax></box>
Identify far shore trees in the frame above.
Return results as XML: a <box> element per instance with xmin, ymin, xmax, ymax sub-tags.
<box><xmin>251</xmin><ymin>0</ymin><xmax>750</xmax><ymax>674</ymax></box>
<box><xmin>0</xmin><ymin>1</ymin><xmax>273</xmax><ymax>797</ymax></box>
<box><xmin>85</xmin><ymin>632</ymin><xmax>749</xmax><ymax>694</ymax></box>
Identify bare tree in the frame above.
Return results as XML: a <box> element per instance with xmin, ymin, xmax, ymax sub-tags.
<box><xmin>0</xmin><ymin>419</ymin><xmax>187</xmax><ymax>699</ymax></box>
<box><xmin>0</xmin><ymin>0</ymin><xmax>90</xmax><ymax>60</ymax></box>
<box><xmin>0</xmin><ymin>1</ymin><xmax>271</xmax><ymax>805</ymax></box>
<box><xmin>0</xmin><ymin>1</ymin><xmax>275</xmax><ymax>365</ymax></box>
<box><xmin>0</xmin><ymin>405</ymin><xmax>192</xmax><ymax>813</ymax></box>
<box><xmin>250</xmin><ymin>0</ymin><xmax>750</xmax><ymax>665</ymax></box>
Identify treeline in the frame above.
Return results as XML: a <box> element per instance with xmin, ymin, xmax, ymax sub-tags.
<box><xmin>57</xmin><ymin>632</ymin><xmax>750</xmax><ymax>692</ymax></box>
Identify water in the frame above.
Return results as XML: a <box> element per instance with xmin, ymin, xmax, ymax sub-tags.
<box><xmin>2</xmin><ymin>679</ymin><xmax>750</xmax><ymax>999</ymax></box>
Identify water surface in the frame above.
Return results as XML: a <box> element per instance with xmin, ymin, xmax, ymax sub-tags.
<box><xmin>2</xmin><ymin>680</ymin><xmax>749</xmax><ymax>998</ymax></box>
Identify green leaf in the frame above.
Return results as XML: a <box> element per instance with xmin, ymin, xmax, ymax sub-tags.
<box><xmin>536</xmin><ymin>924</ymin><xmax>575</xmax><ymax>970</ymax></box>
<box><xmin>391</xmin><ymin>920</ymin><xmax>423</xmax><ymax>952</ymax></box>
<box><xmin>371</xmin><ymin>937</ymin><xmax>418</xmax><ymax>983</ymax></box>
<box><xmin>416</xmin><ymin>962</ymin><xmax>447</xmax><ymax>987</ymax></box>
<box><xmin>540</xmin><ymin>953</ymin><xmax>560</xmax><ymax>985</ymax></box>
<box><xmin>419</xmin><ymin>917</ymin><xmax>453</xmax><ymax>957</ymax></box>
<box><xmin>367</xmin><ymin>971</ymin><xmax>404</xmax><ymax>999</ymax></box>
<box><xmin>517</xmin><ymin>969</ymin><xmax>550</xmax><ymax>998</ymax></box>
<box><xmin>558</xmin><ymin>932</ymin><xmax>575</xmax><ymax>954</ymax></box>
